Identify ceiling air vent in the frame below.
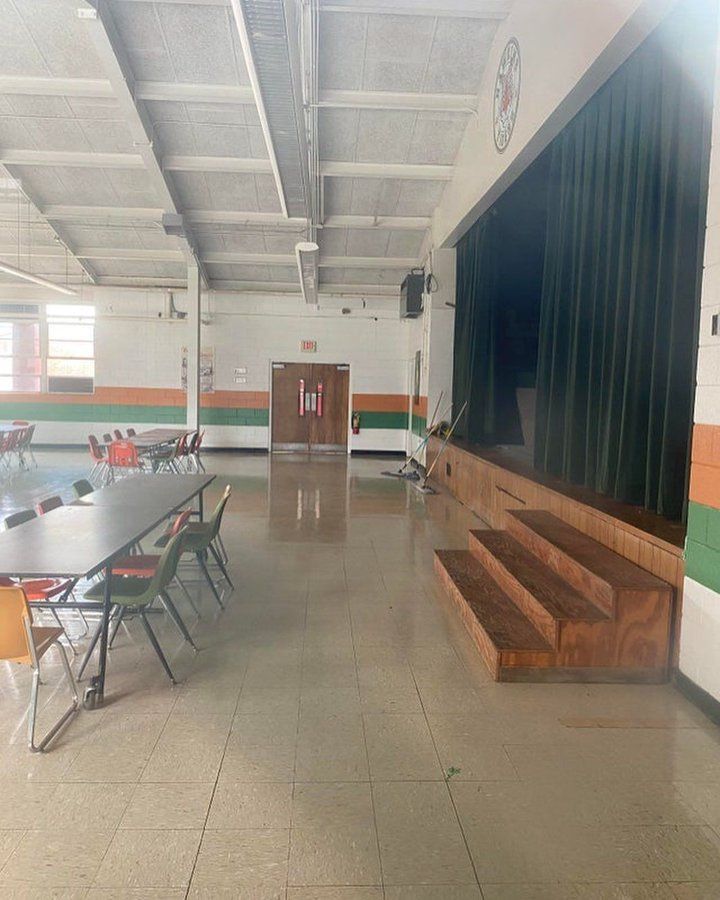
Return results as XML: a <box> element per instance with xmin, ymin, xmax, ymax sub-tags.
<box><xmin>230</xmin><ymin>0</ymin><xmax>311</xmax><ymax>220</ymax></box>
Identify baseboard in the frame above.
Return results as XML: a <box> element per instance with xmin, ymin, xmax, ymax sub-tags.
<box><xmin>674</xmin><ymin>670</ymin><xmax>720</xmax><ymax>726</ymax></box>
<box><xmin>351</xmin><ymin>450</ymin><xmax>405</xmax><ymax>457</ymax></box>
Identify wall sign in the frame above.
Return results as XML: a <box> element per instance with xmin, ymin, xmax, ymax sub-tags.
<box><xmin>300</xmin><ymin>340</ymin><xmax>317</xmax><ymax>353</ymax></box>
<box><xmin>493</xmin><ymin>38</ymin><xmax>521</xmax><ymax>153</ymax></box>
<box><xmin>181</xmin><ymin>346</ymin><xmax>214</xmax><ymax>393</ymax></box>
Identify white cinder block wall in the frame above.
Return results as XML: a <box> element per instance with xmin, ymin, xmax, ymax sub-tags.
<box><xmin>2</xmin><ymin>287</ymin><xmax>421</xmax><ymax>452</ymax></box>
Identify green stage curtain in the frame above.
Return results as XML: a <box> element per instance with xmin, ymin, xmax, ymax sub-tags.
<box><xmin>453</xmin><ymin>213</ymin><xmax>502</xmax><ymax>443</ymax></box>
<box><xmin>534</xmin><ymin>0</ymin><xmax>715</xmax><ymax>520</ymax></box>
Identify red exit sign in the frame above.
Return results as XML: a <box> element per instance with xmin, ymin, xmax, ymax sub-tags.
<box><xmin>300</xmin><ymin>340</ymin><xmax>317</xmax><ymax>352</ymax></box>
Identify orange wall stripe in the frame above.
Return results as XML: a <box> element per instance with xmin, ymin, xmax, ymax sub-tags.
<box><xmin>692</xmin><ymin>423</ymin><xmax>720</xmax><ymax>467</ymax></box>
<box><xmin>0</xmin><ymin>387</ymin><xmax>269</xmax><ymax>409</ymax></box>
<box><xmin>689</xmin><ymin>463</ymin><xmax>720</xmax><ymax>510</ymax></box>
<box><xmin>352</xmin><ymin>393</ymin><xmax>409</xmax><ymax>413</ymax></box>
<box><xmin>412</xmin><ymin>395</ymin><xmax>428</xmax><ymax>418</ymax></box>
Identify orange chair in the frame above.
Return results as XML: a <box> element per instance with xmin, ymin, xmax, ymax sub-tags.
<box><xmin>0</xmin><ymin>586</ymin><xmax>79</xmax><ymax>751</ymax></box>
<box><xmin>108</xmin><ymin>440</ymin><xmax>145</xmax><ymax>480</ymax></box>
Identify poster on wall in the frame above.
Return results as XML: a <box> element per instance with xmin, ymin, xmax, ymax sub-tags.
<box><xmin>181</xmin><ymin>346</ymin><xmax>214</xmax><ymax>393</ymax></box>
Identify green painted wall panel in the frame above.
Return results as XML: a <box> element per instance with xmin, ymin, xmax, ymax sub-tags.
<box><xmin>685</xmin><ymin>502</ymin><xmax>720</xmax><ymax>592</ymax></box>
<box><xmin>411</xmin><ymin>414</ymin><xmax>427</xmax><ymax>436</ymax></box>
<box><xmin>356</xmin><ymin>411</ymin><xmax>408</xmax><ymax>430</ymax></box>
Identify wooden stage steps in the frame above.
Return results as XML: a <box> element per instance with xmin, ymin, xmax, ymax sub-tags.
<box><xmin>434</xmin><ymin>511</ymin><xmax>674</xmax><ymax>683</ymax></box>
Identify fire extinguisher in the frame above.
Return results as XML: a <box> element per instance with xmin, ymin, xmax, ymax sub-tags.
<box><xmin>316</xmin><ymin>381</ymin><xmax>324</xmax><ymax>418</ymax></box>
<box><xmin>352</xmin><ymin>411</ymin><xmax>361</xmax><ymax>434</ymax></box>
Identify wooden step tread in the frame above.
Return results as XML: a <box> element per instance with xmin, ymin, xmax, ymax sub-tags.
<box><xmin>470</xmin><ymin>530</ymin><xmax>609</xmax><ymax>623</ymax></box>
<box><xmin>509</xmin><ymin>510</ymin><xmax>671</xmax><ymax>591</ymax></box>
<box><xmin>435</xmin><ymin>550</ymin><xmax>553</xmax><ymax>652</ymax></box>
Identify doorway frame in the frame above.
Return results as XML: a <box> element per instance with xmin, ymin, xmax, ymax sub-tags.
<box><xmin>268</xmin><ymin>358</ymin><xmax>352</xmax><ymax>454</ymax></box>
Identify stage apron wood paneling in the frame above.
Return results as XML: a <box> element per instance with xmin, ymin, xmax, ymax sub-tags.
<box><xmin>427</xmin><ymin>436</ymin><xmax>685</xmax><ymax>668</ymax></box>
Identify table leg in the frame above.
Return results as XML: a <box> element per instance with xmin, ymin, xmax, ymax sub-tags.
<box><xmin>199</xmin><ymin>489</ymin><xmax>204</xmax><ymax>522</ymax></box>
<box><xmin>83</xmin><ymin>563</ymin><xmax>112</xmax><ymax>710</ymax></box>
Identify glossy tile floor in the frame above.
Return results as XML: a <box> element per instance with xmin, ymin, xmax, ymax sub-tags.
<box><xmin>1</xmin><ymin>450</ymin><xmax>720</xmax><ymax>899</ymax></box>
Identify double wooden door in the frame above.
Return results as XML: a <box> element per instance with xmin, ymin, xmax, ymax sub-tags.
<box><xmin>271</xmin><ymin>362</ymin><xmax>350</xmax><ymax>452</ymax></box>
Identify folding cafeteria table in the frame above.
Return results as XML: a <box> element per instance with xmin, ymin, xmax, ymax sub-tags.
<box><xmin>0</xmin><ymin>473</ymin><xmax>215</xmax><ymax>709</ymax></box>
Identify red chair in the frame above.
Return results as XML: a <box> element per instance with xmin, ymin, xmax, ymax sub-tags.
<box><xmin>37</xmin><ymin>496</ymin><xmax>63</xmax><ymax>515</ymax></box>
<box><xmin>88</xmin><ymin>434</ymin><xmax>108</xmax><ymax>483</ymax></box>
<box><xmin>191</xmin><ymin>430</ymin><xmax>206</xmax><ymax>472</ymax></box>
<box><xmin>108</xmin><ymin>440</ymin><xmax>145</xmax><ymax>480</ymax></box>
<box><xmin>12</xmin><ymin>420</ymin><xmax>29</xmax><ymax>425</ymax></box>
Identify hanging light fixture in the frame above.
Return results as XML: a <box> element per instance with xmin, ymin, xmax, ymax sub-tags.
<box><xmin>295</xmin><ymin>241</ymin><xmax>319</xmax><ymax>305</ymax></box>
<box><xmin>0</xmin><ymin>259</ymin><xmax>77</xmax><ymax>296</ymax></box>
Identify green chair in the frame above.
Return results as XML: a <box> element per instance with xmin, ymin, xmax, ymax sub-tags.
<box><xmin>156</xmin><ymin>485</ymin><xmax>233</xmax><ymax>609</ymax></box>
<box><xmin>77</xmin><ymin>528</ymin><xmax>194</xmax><ymax>684</ymax></box>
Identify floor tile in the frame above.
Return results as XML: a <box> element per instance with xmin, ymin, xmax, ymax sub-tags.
<box><xmin>119</xmin><ymin>782</ymin><xmax>214</xmax><ymax>830</ymax></box>
<box><xmin>363</xmin><ymin>714</ymin><xmax>443</xmax><ymax>780</ymax></box>
<box><xmin>140</xmin><ymin>714</ymin><xmax>231</xmax><ymax>783</ymax></box>
<box><xmin>0</xmin><ymin>829</ymin><xmax>113</xmax><ymax>887</ymax></box>
<box><xmin>289</xmin><ymin>782</ymin><xmax>380</xmax><ymax>886</ymax></box>
<box><xmin>190</xmin><ymin>828</ymin><xmax>289</xmax><ymax>890</ymax></box>
<box><xmin>372</xmin><ymin>781</ymin><xmax>476</xmax><ymax>885</ymax></box>
<box><xmin>207</xmin><ymin>781</ymin><xmax>293</xmax><ymax>829</ymax></box>
<box><xmin>92</xmin><ymin>829</ymin><xmax>201</xmax><ymax>888</ymax></box>
<box><xmin>295</xmin><ymin>713</ymin><xmax>368</xmax><ymax>781</ymax></box>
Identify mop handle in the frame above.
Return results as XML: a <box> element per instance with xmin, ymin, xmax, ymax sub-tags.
<box><xmin>423</xmin><ymin>400</ymin><xmax>467</xmax><ymax>484</ymax></box>
<box><xmin>401</xmin><ymin>391</ymin><xmax>446</xmax><ymax>471</ymax></box>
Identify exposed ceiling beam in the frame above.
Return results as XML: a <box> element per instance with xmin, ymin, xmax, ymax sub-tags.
<box><xmin>42</xmin><ymin>205</ymin><xmax>165</xmax><ymax>222</ymax></box>
<box><xmin>94</xmin><ymin>276</ymin><xmax>188</xmax><ymax>288</ymax></box>
<box><xmin>0</xmin><ymin>165</ymin><xmax>98</xmax><ymax>284</ymax></box>
<box><xmin>162</xmin><ymin>155</ymin><xmax>272</xmax><ymax>174</ymax></box>
<box><xmin>135</xmin><ymin>81</ymin><xmax>254</xmax><ymax>104</ymax></box>
<box><xmin>0</xmin><ymin>150</ymin><xmax>144</xmax><ymax>169</ymax></box>
<box><xmin>209</xmin><ymin>279</ymin><xmax>399</xmax><ymax>296</ymax></box>
<box><xmin>0</xmin><ymin>149</ymin><xmax>451</xmax><ymax>181</ymax></box>
<box><xmin>0</xmin><ymin>75</ymin><xmax>254</xmax><ymax>105</ymax></box>
<box><xmin>0</xmin><ymin>76</ymin><xmax>113</xmax><ymax>98</ymax></box>
<box><xmin>77</xmin><ymin>1</ymin><xmax>210</xmax><ymax>286</ymax></box>
<box><xmin>321</xmin><ymin>161</ymin><xmax>453</xmax><ymax>181</ymax></box>
<box><xmin>27</xmin><ymin>205</ymin><xmax>429</xmax><ymax>232</ymax></box>
<box><xmin>321</xmin><ymin>215</ymin><xmax>429</xmax><ymax>231</ymax></box>
<box><xmin>318</xmin><ymin>89</ymin><xmax>475</xmax><ymax>113</ymax></box>
<box><xmin>116</xmin><ymin>0</ymin><xmax>230</xmax><ymax>5</ymax></box>
<box><xmin>319</xmin><ymin>0</ymin><xmax>510</xmax><ymax>17</ymax></box>
<box><xmin>204</xmin><ymin>252</ymin><xmax>416</xmax><ymax>268</ymax></box>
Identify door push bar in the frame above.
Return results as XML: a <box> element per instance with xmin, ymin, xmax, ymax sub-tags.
<box><xmin>298</xmin><ymin>380</ymin><xmax>325</xmax><ymax>418</ymax></box>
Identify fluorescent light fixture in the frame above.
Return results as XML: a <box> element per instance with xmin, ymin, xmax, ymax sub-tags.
<box><xmin>296</xmin><ymin>241</ymin><xmax>319</xmax><ymax>305</ymax></box>
<box><xmin>0</xmin><ymin>259</ymin><xmax>77</xmax><ymax>296</ymax></box>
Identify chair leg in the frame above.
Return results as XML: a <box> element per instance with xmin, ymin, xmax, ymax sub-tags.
<box><xmin>208</xmin><ymin>543</ymin><xmax>234</xmax><ymax>590</ymax></box>
<box><xmin>216</xmin><ymin>534</ymin><xmax>229</xmax><ymax>564</ymax></box>
<box><xmin>108</xmin><ymin>606</ymin><xmax>126</xmax><ymax>649</ymax></box>
<box><xmin>196</xmin><ymin>553</ymin><xmax>224</xmax><ymax>609</ymax></box>
<box><xmin>160</xmin><ymin>591</ymin><xmax>198</xmax><ymax>651</ymax></box>
<box><xmin>174</xmin><ymin>575</ymin><xmax>201</xmax><ymax>618</ymax></box>
<box><xmin>28</xmin><ymin>642</ymin><xmax>79</xmax><ymax>752</ymax></box>
<box><xmin>76</xmin><ymin>614</ymin><xmax>106</xmax><ymax>680</ymax></box>
<box><xmin>139</xmin><ymin>611</ymin><xmax>176</xmax><ymax>684</ymax></box>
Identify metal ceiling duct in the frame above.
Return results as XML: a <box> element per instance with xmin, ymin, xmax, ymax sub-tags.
<box><xmin>230</xmin><ymin>0</ymin><xmax>312</xmax><ymax>221</ymax></box>
<box><xmin>295</xmin><ymin>241</ymin><xmax>319</xmax><ymax>305</ymax></box>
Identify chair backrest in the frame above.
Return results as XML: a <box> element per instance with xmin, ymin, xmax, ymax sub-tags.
<box><xmin>37</xmin><ymin>496</ymin><xmax>63</xmax><ymax>515</ymax></box>
<box><xmin>102</xmin><ymin>433</ymin><xmax>113</xmax><ymax>444</ymax></box>
<box><xmin>88</xmin><ymin>434</ymin><xmax>104</xmax><ymax>462</ymax></box>
<box><xmin>108</xmin><ymin>440</ymin><xmax>141</xmax><ymax>468</ymax></box>
<box><xmin>174</xmin><ymin>433</ymin><xmax>188</xmax><ymax>458</ymax></box>
<box><xmin>126</xmin><ymin>428</ymin><xmax>136</xmax><ymax>437</ymax></box>
<box><xmin>145</xmin><ymin>528</ymin><xmax>187</xmax><ymax>598</ymax></box>
<box><xmin>73</xmin><ymin>479</ymin><xmax>94</xmax><ymax>498</ymax></box>
<box><xmin>113</xmin><ymin>429</ymin><xmax>123</xmax><ymax>440</ymax></box>
<box><xmin>0</xmin><ymin>587</ymin><xmax>33</xmax><ymax>664</ymax></box>
<box><xmin>12</xmin><ymin>420</ymin><xmax>29</xmax><ymax>425</ymax></box>
<box><xmin>187</xmin><ymin>431</ymin><xmax>199</xmax><ymax>454</ymax></box>
<box><xmin>195</xmin><ymin>430</ymin><xmax>205</xmax><ymax>451</ymax></box>
<box><xmin>207</xmin><ymin>485</ymin><xmax>232</xmax><ymax>541</ymax></box>
<box><xmin>170</xmin><ymin>509</ymin><xmax>192</xmax><ymax>536</ymax></box>
<box><xmin>5</xmin><ymin>509</ymin><xmax>37</xmax><ymax>530</ymax></box>
<box><xmin>21</xmin><ymin>424</ymin><xmax>35</xmax><ymax>447</ymax></box>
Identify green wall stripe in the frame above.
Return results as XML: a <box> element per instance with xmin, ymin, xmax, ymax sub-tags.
<box><xmin>0</xmin><ymin>401</ymin><xmax>269</xmax><ymax>428</ymax></box>
<box><xmin>356</xmin><ymin>411</ymin><xmax>408</xmax><ymax>430</ymax></box>
<box><xmin>411</xmin><ymin>414</ymin><xmax>427</xmax><ymax>436</ymax></box>
<box><xmin>686</xmin><ymin>501</ymin><xmax>720</xmax><ymax>593</ymax></box>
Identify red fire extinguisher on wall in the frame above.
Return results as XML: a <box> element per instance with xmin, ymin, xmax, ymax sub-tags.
<box><xmin>352</xmin><ymin>411</ymin><xmax>361</xmax><ymax>434</ymax></box>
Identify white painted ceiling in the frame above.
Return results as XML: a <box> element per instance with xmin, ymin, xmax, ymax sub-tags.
<box><xmin>0</xmin><ymin>0</ymin><xmax>510</xmax><ymax>296</ymax></box>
